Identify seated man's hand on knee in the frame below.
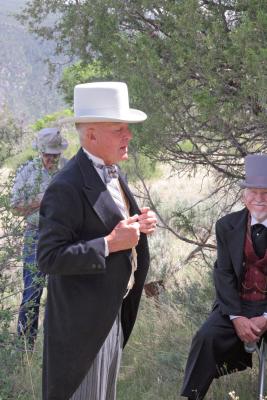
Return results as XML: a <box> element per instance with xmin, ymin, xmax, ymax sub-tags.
<box><xmin>232</xmin><ymin>316</ymin><xmax>261</xmax><ymax>343</ymax></box>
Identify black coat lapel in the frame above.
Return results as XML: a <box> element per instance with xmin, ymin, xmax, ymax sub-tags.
<box><xmin>226</xmin><ymin>208</ymin><xmax>248</xmax><ymax>279</ymax></box>
<box><xmin>118</xmin><ymin>172</ymin><xmax>140</xmax><ymax>215</ymax></box>
<box><xmin>76</xmin><ymin>149</ymin><xmax>124</xmax><ymax>231</ymax></box>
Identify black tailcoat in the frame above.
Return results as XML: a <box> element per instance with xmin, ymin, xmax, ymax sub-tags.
<box><xmin>37</xmin><ymin>148</ymin><xmax>150</xmax><ymax>400</ymax></box>
<box><xmin>213</xmin><ymin>207</ymin><xmax>248</xmax><ymax>315</ymax></box>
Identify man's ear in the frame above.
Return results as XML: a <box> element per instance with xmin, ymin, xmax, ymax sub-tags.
<box><xmin>86</xmin><ymin>127</ymin><xmax>97</xmax><ymax>143</ymax></box>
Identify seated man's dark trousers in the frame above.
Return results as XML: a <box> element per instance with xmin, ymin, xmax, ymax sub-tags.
<box><xmin>180</xmin><ymin>301</ymin><xmax>267</xmax><ymax>400</ymax></box>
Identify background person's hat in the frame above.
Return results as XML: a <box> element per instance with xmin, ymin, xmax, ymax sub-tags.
<box><xmin>72</xmin><ymin>81</ymin><xmax>147</xmax><ymax>123</ymax></box>
<box><xmin>239</xmin><ymin>154</ymin><xmax>267</xmax><ymax>189</ymax></box>
<box><xmin>32</xmin><ymin>128</ymin><xmax>68</xmax><ymax>154</ymax></box>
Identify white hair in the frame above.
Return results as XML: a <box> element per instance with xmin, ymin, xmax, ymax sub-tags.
<box><xmin>75</xmin><ymin>123</ymin><xmax>91</xmax><ymax>145</ymax></box>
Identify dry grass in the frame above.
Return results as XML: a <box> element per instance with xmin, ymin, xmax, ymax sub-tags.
<box><xmin>0</xmin><ymin>163</ymin><xmax>260</xmax><ymax>400</ymax></box>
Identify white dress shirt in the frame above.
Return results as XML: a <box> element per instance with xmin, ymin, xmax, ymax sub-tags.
<box><xmin>82</xmin><ymin>148</ymin><xmax>111</xmax><ymax>256</ymax></box>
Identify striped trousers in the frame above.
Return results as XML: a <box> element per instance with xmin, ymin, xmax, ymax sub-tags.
<box><xmin>69</xmin><ymin>314</ymin><xmax>123</xmax><ymax>400</ymax></box>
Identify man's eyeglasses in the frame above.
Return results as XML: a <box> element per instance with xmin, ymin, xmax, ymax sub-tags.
<box><xmin>42</xmin><ymin>153</ymin><xmax>60</xmax><ymax>159</ymax></box>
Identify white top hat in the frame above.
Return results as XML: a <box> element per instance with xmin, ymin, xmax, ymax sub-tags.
<box><xmin>32</xmin><ymin>128</ymin><xmax>68</xmax><ymax>154</ymax></box>
<box><xmin>73</xmin><ymin>82</ymin><xmax>147</xmax><ymax>123</ymax></box>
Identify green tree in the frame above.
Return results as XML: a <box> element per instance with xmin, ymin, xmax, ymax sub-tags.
<box><xmin>0</xmin><ymin>108</ymin><xmax>23</xmax><ymax>167</ymax></box>
<box><xmin>59</xmin><ymin>60</ymin><xmax>112</xmax><ymax>105</ymax></box>
<box><xmin>17</xmin><ymin>0</ymin><xmax>267</xmax><ymax>183</ymax></box>
<box><xmin>18</xmin><ymin>0</ymin><xmax>267</xmax><ymax>251</ymax></box>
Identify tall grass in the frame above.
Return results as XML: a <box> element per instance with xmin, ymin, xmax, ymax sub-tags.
<box><xmin>0</xmin><ymin>291</ymin><xmax>264</xmax><ymax>399</ymax></box>
<box><xmin>118</xmin><ymin>295</ymin><xmax>264</xmax><ymax>400</ymax></box>
<box><xmin>0</xmin><ymin>162</ymin><xmax>265</xmax><ymax>400</ymax></box>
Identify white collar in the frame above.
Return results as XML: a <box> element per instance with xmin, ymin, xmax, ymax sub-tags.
<box><xmin>82</xmin><ymin>148</ymin><xmax>105</xmax><ymax>166</ymax></box>
<box><xmin>251</xmin><ymin>215</ymin><xmax>267</xmax><ymax>228</ymax></box>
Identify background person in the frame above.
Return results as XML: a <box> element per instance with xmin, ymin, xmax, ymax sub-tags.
<box><xmin>37</xmin><ymin>82</ymin><xmax>157</xmax><ymax>400</ymax></box>
<box><xmin>11</xmin><ymin>128</ymin><xmax>68</xmax><ymax>348</ymax></box>
<box><xmin>181</xmin><ymin>154</ymin><xmax>267</xmax><ymax>399</ymax></box>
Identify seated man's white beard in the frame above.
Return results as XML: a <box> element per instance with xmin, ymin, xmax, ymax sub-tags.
<box><xmin>250</xmin><ymin>207</ymin><xmax>267</xmax><ymax>221</ymax></box>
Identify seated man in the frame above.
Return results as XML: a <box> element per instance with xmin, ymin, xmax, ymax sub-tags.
<box><xmin>181</xmin><ymin>154</ymin><xmax>267</xmax><ymax>399</ymax></box>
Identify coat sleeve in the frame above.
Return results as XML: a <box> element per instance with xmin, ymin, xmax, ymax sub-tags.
<box><xmin>37</xmin><ymin>179</ymin><xmax>106</xmax><ymax>275</ymax></box>
<box><xmin>213</xmin><ymin>220</ymin><xmax>242</xmax><ymax>315</ymax></box>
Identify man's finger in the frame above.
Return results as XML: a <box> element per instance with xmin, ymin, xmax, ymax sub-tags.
<box><xmin>125</xmin><ymin>214</ymin><xmax>139</xmax><ymax>224</ymax></box>
<box><xmin>138</xmin><ymin>216</ymin><xmax>157</xmax><ymax>225</ymax></box>
<box><xmin>140</xmin><ymin>207</ymin><xmax>150</xmax><ymax>213</ymax></box>
<box><xmin>130</xmin><ymin>222</ymin><xmax>140</xmax><ymax>231</ymax></box>
<box><xmin>138</xmin><ymin>213</ymin><xmax>156</xmax><ymax>220</ymax></box>
<box><xmin>251</xmin><ymin>325</ymin><xmax>261</xmax><ymax>335</ymax></box>
<box><xmin>245</xmin><ymin>334</ymin><xmax>260</xmax><ymax>343</ymax></box>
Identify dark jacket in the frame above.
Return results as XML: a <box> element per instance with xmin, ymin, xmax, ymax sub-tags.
<box><xmin>38</xmin><ymin>148</ymin><xmax>150</xmax><ymax>400</ymax></box>
<box><xmin>213</xmin><ymin>207</ymin><xmax>248</xmax><ymax>316</ymax></box>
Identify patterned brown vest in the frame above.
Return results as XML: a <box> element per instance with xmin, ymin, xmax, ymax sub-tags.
<box><xmin>240</xmin><ymin>224</ymin><xmax>267</xmax><ymax>301</ymax></box>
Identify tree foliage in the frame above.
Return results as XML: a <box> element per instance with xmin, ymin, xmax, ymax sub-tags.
<box><xmin>30</xmin><ymin>109</ymin><xmax>73</xmax><ymax>131</ymax></box>
<box><xmin>17</xmin><ymin>0</ymin><xmax>267</xmax><ymax>252</ymax></box>
<box><xmin>0</xmin><ymin>108</ymin><xmax>23</xmax><ymax>167</ymax></box>
<box><xmin>18</xmin><ymin>0</ymin><xmax>267</xmax><ymax>185</ymax></box>
<box><xmin>59</xmin><ymin>60</ymin><xmax>112</xmax><ymax>104</ymax></box>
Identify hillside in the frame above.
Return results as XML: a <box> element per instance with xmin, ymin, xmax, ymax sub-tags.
<box><xmin>0</xmin><ymin>0</ymin><xmax>66</xmax><ymax>123</ymax></box>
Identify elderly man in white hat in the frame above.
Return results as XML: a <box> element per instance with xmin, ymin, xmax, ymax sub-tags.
<box><xmin>181</xmin><ymin>154</ymin><xmax>267</xmax><ymax>399</ymax></box>
<box><xmin>37</xmin><ymin>82</ymin><xmax>157</xmax><ymax>400</ymax></box>
<box><xmin>11</xmin><ymin>128</ymin><xmax>68</xmax><ymax>349</ymax></box>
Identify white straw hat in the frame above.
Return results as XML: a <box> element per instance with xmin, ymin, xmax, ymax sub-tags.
<box><xmin>32</xmin><ymin>128</ymin><xmax>68</xmax><ymax>154</ymax></box>
<box><xmin>72</xmin><ymin>82</ymin><xmax>147</xmax><ymax>123</ymax></box>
